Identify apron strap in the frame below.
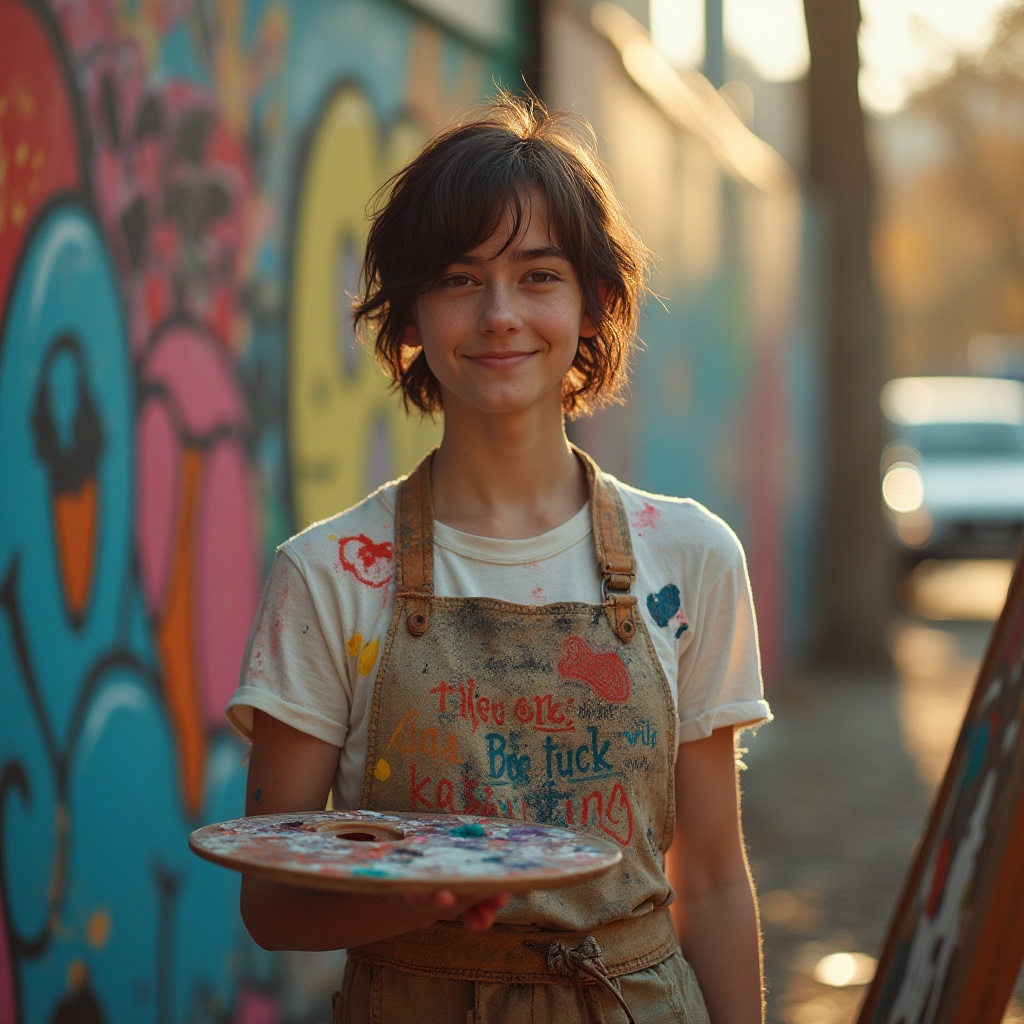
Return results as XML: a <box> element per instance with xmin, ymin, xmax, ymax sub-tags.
<box><xmin>395</xmin><ymin>447</ymin><xmax>639</xmax><ymax>642</ymax></box>
<box><xmin>395</xmin><ymin>451</ymin><xmax>435</xmax><ymax>637</ymax></box>
<box><xmin>573</xmin><ymin>447</ymin><xmax>638</xmax><ymax>643</ymax></box>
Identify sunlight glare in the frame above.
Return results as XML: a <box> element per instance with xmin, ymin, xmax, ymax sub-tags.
<box><xmin>813</xmin><ymin>951</ymin><xmax>877</xmax><ymax>988</ymax></box>
<box><xmin>859</xmin><ymin>0</ymin><xmax>1014</xmax><ymax>115</ymax></box>
<box><xmin>650</xmin><ymin>0</ymin><xmax>1017</xmax><ymax>115</ymax></box>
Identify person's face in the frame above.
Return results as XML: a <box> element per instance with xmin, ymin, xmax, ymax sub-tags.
<box><xmin>403</xmin><ymin>191</ymin><xmax>596</xmax><ymax>423</ymax></box>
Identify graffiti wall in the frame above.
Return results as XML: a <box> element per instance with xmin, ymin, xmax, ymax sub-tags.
<box><xmin>0</xmin><ymin>1</ymin><xmax>516</xmax><ymax>1020</ymax></box>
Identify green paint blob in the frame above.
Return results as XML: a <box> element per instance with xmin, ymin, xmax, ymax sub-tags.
<box><xmin>449</xmin><ymin>823</ymin><xmax>487</xmax><ymax>838</ymax></box>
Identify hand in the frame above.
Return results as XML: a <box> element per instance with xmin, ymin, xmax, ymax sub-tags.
<box><xmin>402</xmin><ymin>889</ymin><xmax>511</xmax><ymax>931</ymax></box>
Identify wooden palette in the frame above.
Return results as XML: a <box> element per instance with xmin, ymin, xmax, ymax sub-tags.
<box><xmin>189</xmin><ymin>810</ymin><xmax>623</xmax><ymax>894</ymax></box>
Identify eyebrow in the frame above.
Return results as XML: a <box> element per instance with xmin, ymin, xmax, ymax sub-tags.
<box><xmin>453</xmin><ymin>245</ymin><xmax>571</xmax><ymax>266</ymax></box>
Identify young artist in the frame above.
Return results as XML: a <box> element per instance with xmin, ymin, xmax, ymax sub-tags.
<box><xmin>228</xmin><ymin>90</ymin><xmax>771</xmax><ymax>1023</ymax></box>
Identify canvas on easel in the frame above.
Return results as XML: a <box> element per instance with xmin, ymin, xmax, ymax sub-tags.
<box><xmin>858</xmin><ymin>545</ymin><xmax>1024</xmax><ymax>1024</ymax></box>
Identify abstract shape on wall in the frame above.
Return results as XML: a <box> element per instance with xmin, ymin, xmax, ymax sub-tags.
<box><xmin>288</xmin><ymin>84</ymin><xmax>441</xmax><ymax>527</ymax></box>
<box><xmin>137</xmin><ymin>322</ymin><xmax>259</xmax><ymax>815</ymax></box>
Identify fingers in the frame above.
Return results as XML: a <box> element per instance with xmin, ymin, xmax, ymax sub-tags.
<box><xmin>459</xmin><ymin>892</ymin><xmax>511</xmax><ymax>931</ymax></box>
<box><xmin>400</xmin><ymin>889</ymin><xmax>511</xmax><ymax>930</ymax></box>
<box><xmin>403</xmin><ymin>889</ymin><xmax>459</xmax><ymax>918</ymax></box>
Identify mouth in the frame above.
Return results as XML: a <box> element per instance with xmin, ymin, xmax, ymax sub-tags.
<box><xmin>467</xmin><ymin>351</ymin><xmax>535</xmax><ymax>369</ymax></box>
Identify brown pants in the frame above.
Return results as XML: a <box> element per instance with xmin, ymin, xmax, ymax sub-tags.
<box><xmin>332</xmin><ymin>949</ymin><xmax>710</xmax><ymax>1024</ymax></box>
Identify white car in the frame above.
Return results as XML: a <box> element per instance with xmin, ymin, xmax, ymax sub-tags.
<box><xmin>880</xmin><ymin>376</ymin><xmax>1024</xmax><ymax>562</ymax></box>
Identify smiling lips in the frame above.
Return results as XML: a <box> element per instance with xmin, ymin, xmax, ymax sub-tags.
<box><xmin>466</xmin><ymin>350</ymin><xmax>535</xmax><ymax>368</ymax></box>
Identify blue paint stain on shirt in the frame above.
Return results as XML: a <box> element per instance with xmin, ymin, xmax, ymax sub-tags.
<box><xmin>647</xmin><ymin>584</ymin><xmax>688</xmax><ymax>637</ymax></box>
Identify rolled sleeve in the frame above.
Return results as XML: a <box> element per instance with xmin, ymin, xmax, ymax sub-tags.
<box><xmin>225</xmin><ymin>550</ymin><xmax>351</xmax><ymax>749</ymax></box>
<box><xmin>675</xmin><ymin>530</ymin><xmax>771</xmax><ymax>746</ymax></box>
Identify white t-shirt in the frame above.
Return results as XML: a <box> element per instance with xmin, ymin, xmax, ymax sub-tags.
<box><xmin>226</xmin><ymin>473</ymin><xmax>771</xmax><ymax>810</ymax></box>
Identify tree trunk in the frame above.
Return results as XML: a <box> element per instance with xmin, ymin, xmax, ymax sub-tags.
<box><xmin>803</xmin><ymin>0</ymin><xmax>892</xmax><ymax>665</ymax></box>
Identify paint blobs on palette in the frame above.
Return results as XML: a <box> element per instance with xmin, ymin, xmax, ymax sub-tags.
<box><xmin>352</xmin><ymin>866</ymin><xmax>392</xmax><ymax>878</ymax></box>
<box><xmin>189</xmin><ymin>809</ymin><xmax>622</xmax><ymax>894</ymax></box>
<box><xmin>449</xmin><ymin>822</ymin><xmax>487</xmax><ymax>838</ymax></box>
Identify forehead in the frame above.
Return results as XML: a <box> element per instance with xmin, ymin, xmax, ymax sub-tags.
<box><xmin>457</xmin><ymin>189</ymin><xmax>559</xmax><ymax>259</ymax></box>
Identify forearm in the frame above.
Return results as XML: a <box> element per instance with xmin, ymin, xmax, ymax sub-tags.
<box><xmin>675</xmin><ymin>876</ymin><xmax>764</xmax><ymax>1024</ymax></box>
<box><xmin>240</xmin><ymin>875</ymin><xmax>507</xmax><ymax>951</ymax></box>
<box><xmin>240</xmin><ymin>876</ymin><xmax>424</xmax><ymax>950</ymax></box>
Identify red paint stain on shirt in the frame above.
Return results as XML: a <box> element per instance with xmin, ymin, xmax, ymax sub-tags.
<box><xmin>338</xmin><ymin>534</ymin><xmax>394</xmax><ymax>589</ymax></box>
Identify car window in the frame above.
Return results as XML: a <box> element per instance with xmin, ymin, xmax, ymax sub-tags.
<box><xmin>905</xmin><ymin>422</ymin><xmax>1024</xmax><ymax>458</ymax></box>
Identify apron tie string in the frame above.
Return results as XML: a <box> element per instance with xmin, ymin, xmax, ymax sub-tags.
<box><xmin>525</xmin><ymin>936</ymin><xmax>639</xmax><ymax>1024</ymax></box>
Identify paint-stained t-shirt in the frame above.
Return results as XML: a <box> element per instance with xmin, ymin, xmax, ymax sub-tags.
<box><xmin>226</xmin><ymin>471</ymin><xmax>771</xmax><ymax>811</ymax></box>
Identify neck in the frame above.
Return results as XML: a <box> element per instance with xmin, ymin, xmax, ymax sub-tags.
<box><xmin>430</xmin><ymin>414</ymin><xmax>588</xmax><ymax>539</ymax></box>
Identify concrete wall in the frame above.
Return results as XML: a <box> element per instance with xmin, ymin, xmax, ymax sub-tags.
<box><xmin>0</xmin><ymin>1</ymin><xmax>518</xmax><ymax>1020</ymax></box>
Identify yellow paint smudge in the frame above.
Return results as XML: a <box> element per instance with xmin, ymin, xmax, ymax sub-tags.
<box><xmin>358</xmin><ymin>636</ymin><xmax>380</xmax><ymax>676</ymax></box>
<box><xmin>373</xmin><ymin>758</ymin><xmax>391</xmax><ymax>781</ymax></box>
<box><xmin>347</xmin><ymin>634</ymin><xmax>362</xmax><ymax>657</ymax></box>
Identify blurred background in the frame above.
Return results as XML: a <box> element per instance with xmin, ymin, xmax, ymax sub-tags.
<box><xmin>1</xmin><ymin>0</ymin><xmax>1022</xmax><ymax>1020</ymax></box>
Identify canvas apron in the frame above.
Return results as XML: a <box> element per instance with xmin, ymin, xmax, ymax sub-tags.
<box><xmin>336</xmin><ymin>449</ymin><xmax>710</xmax><ymax>1024</ymax></box>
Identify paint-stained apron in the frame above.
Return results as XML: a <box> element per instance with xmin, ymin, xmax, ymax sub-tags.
<box><xmin>335</xmin><ymin>449</ymin><xmax>710</xmax><ymax>1024</ymax></box>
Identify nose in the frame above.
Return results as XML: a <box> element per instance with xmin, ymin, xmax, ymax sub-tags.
<box><xmin>478</xmin><ymin>284</ymin><xmax>522</xmax><ymax>334</ymax></box>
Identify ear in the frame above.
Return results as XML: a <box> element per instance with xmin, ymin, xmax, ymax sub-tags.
<box><xmin>401</xmin><ymin>321</ymin><xmax>423</xmax><ymax>349</ymax></box>
<box><xmin>579</xmin><ymin>280</ymin><xmax>609</xmax><ymax>339</ymax></box>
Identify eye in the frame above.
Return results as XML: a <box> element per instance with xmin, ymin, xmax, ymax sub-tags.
<box><xmin>438</xmin><ymin>273</ymin><xmax>473</xmax><ymax>289</ymax></box>
<box><xmin>525</xmin><ymin>270</ymin><xmax>558</xmax><ymax>285</ymax></box>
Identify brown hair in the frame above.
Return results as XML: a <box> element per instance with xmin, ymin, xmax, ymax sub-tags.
<box><xmin>352</xmin><ymin>90</ymin><xmax>652</xmax><ymax>418</ymax></box>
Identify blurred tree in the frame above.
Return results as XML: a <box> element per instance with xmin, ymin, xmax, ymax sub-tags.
<box><xmin>876</xmin><ymin>4</ymin><xmax>1024</xmax><ymax>374</ymax></box>
<box><xmin>802</xmin><ymin>0</ymin><xmax>891</xmax><ymax>664</ymax></box>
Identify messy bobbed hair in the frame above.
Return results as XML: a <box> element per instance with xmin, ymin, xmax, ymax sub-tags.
<box><xmin>352</xmin><ymin>90</ymin><xmax>652</xmax><ymax>418</ymax></box>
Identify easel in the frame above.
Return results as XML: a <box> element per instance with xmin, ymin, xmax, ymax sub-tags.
<box><xmin>858</xmin><ymin>546</ymin><xmax>1024</xmax><ymax>1023</ymax></box>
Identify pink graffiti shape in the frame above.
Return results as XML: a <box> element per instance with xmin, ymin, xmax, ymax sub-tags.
<box><xmin>197</xmin><ymin>440</ymin><xmax>260</xmax><ymax>725</ymax></box>
<box><xmin>557</xmin><ymin>636</ymin><xmax>631</xmax><ymax>703</ymax></box>
<box><xmin>338</xmin><ymin>535</ymin><xmax>394</xmax><ymax>589</ymax></box>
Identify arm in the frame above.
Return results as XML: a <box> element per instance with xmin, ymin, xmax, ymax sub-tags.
<box><xmin>239</xmin><ymin>709</ymin><xmax>508</xmax><ymax>951</ymax></box>
<box><xmin>666</xmin><ymin>725</ymin><xmax>764</xmax><ymax>1024</ymax></box>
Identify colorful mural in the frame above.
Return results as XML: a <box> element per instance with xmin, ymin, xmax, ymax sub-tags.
<box><xmin>0</xmin><ymin>0</ymin><xmax>513</xmax><ymax>1020</ymax></box>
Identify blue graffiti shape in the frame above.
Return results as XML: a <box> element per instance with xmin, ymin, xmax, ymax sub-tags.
<box><xmin>646</xmin><ymin>584</ymin><xmax>688</xmax><ymax>638</ymax></box>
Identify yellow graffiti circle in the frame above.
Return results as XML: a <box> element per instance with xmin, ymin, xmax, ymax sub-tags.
<box><xmin>289</xmin><ymin>87</ymin><xmax>440</xmax><ymax>527</ymax></box>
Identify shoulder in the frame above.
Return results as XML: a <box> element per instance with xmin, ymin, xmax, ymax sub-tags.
<box><xmin>606</xmin><ymin>475</ymin><xmax>746</xmax><ymax>572</ymax></box>
<box><xmin>278</xmin><ymin>480</ymin><xmax>399</xmax><ymax>585</ymax></box>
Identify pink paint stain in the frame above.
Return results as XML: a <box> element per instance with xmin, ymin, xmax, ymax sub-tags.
<box><xmin>630</xmin><ymin>502</ymin><xmax>660</xmax><ymax>536</ymax></box>
<box><xmin>557</xmin><ymin>636</ymin><xmax>631</xmax><ymax>703</ymax></box>
<box><xmin>338</xmin><ymin>534</ymin><xmax>394</xmax><ymax>589</ymax></box>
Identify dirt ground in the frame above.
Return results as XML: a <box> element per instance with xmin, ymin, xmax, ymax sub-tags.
<box><xmin>742</xmin><ymin>558</ymin><xmax>1021</xmax><ymax>1024</ymax></box>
